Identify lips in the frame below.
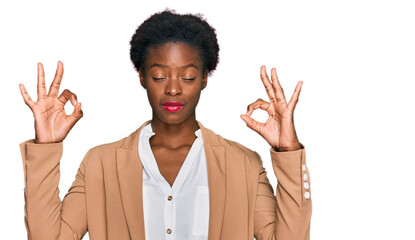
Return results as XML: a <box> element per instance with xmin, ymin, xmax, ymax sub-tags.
<box><xmin>162</xmin><ymin>101</ymin><xmax>184</xmax><ymax>112</ymax></box>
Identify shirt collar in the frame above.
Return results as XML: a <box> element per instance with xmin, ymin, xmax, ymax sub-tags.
<box><xmin>141</xmin><ymin>122</ymin><xmax>202</xmax><ymax>139</ymax></box>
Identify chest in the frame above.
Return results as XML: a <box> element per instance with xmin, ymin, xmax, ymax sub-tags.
<box><xmin>151</xmin><ymin>145</ymin><xmax>192</xmax><ymax>187</ymax></box>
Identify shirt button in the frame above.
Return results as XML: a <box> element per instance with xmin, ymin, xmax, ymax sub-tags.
<box><xmin>302</xmin><ymin>164</ymin><xmax>306</xmax><ymax>171</ymax></box>
<box><xmin>303</xmin><ymin>173</ymin><xmax>308</xmax><ymax>181</ymax></box>
<box><xmin>304</xmin><ymin>182</ymin><xmax>309</xmax><ymax>190</ymax></box>
<box><xmin>304</xmin><ymin>192</ymin><xmax>310</xmax><ymax>199</ymax></box>
<box><xmin>166</xmin><ymin>229</ymin><xmax>172</xmax><ymax>234</ymax></box>
<box><xmin>167</xmin><ymin>196</ymin><xmax>173</xmax><ymax>201</ymax></box>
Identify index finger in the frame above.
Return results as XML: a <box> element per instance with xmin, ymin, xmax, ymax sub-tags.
<box><xmin>48</xmin><ymin>61</ymin><xmax>64</xmax><ymax>98</ymax></box>
<box><xmin>260</xmin><ymin>65</ymin><xmax>277</xmax><ymax>104</ymax></box>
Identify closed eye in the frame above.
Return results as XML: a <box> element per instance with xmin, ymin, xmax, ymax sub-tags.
<box><xmin>152</xmin><ymin>77</ymin><xmax>165</xmax><ymax>80</ymax></box>
<box><xmin>183</xmin><ymin>77</ymin><xmax>196</xmax><ymax>81</ymax></box>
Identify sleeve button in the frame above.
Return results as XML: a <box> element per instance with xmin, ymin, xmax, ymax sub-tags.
<box><xmin>304</xmin><ymin>182</ymin><xmax>309</xmax><ymax>190</ymax></box>
<box><xmin>303</xmin><ymin>173</ymin><xmax>308</xmax><ymax>181</ymax></box>
<box><xmin>304</xmin><ymin>192</ymin><xmax>310</xmax><ymax>199</ymax></box>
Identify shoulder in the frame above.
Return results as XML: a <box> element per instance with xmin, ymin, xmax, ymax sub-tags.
<box><xmin>224</xmin><ymin>137</ymin><xmax>260</xmax><ymax>160</ymax></box>
<box><xmin>204</xmin><ymin>126</ymin><xmax>262</xmax><ymax>166</ymax></box>
<box><xmin>87</xmin><ymin>139</ymin><xmax>124</xmax><ymax>155</ymax></box>
<box><xmin>80</xmin><ymin>128</ymin><xmax>139</xmax><ymax>165</ymax></box>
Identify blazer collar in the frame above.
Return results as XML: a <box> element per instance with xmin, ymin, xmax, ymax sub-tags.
<box><xmin>116</xmin><ymin>120</ymin><xmax>226</xmax><ymax>240</ymax></box>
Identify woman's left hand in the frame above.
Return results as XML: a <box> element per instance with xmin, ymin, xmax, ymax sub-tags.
<box><xmin>240</xmin><ymin>66</ymin><xmax>303</xmax><ymax>152</ymax></box>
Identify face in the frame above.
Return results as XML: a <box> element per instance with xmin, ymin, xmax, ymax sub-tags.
<box><xmin>139</xmin><ymin>42</ymin><xmax>208</xmax><ymax>125</ymax></box>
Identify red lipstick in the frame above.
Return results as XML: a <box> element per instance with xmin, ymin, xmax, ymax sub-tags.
<box><xmin>162</xmin><ymin>101</ymin><xmax>184</xmax><ymax>112</ymax></box>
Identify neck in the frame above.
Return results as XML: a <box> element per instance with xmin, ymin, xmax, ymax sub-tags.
<box><xmin>149</xmin><ymin>112</ymin><xmax>199</xmax><ymax>148</ymax></box>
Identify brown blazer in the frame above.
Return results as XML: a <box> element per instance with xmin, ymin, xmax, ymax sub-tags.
<box><xmin>19</xmin><ymin>120</ymin><xmax>312</xmax><ymax>240</ymax></box>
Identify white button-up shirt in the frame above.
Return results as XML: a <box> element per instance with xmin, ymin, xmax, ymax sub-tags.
<box><xmin>138</xmin><ymin>123</ymin><xmax>210</xmax><ymax>240</ymax></box>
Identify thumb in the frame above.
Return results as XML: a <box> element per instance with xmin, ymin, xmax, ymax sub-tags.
<box><xmin>240</xmin><ymin>114</ymin><xmax>262</xmax><ymax>134</ymax></box>
<box><xmin>68</xmin><ymin>102</ymin><xmax>83</xmax><ymax>123</ymax></box>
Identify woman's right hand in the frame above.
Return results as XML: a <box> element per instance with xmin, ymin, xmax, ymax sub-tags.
<box><xmin>19</xmin><ymin>61</ymin><xmax>83</xmax><ymax>143</ymax></box>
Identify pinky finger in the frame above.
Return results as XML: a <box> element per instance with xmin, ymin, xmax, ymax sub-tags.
<box><xmin>19</xmin><ymin>84</ymin><xmax>35</xmax><ymax>109</ymax></box>
<box><xmin>287</xmin><ymin>81</ymin><xmax>303</xmax><ymax>111</ymax></box>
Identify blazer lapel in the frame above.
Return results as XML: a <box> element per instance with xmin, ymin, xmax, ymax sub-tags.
<box><xmin>116</xmin><ymin>120</ymin><xmax>226</xmax><ymax>240</ymax></box>
<box><xmin>116</xmin><ymin>120</ymin><xmax>150</xmax><ymax>240</ymax></box>
<box><xmin>197</xmin><ymin>121</ymin><xmax>227</xmax><ymax>240</ymax></box>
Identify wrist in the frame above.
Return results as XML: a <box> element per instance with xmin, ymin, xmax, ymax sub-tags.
<box><xmin>272</xmin><ymin>143</ymin><xmax>302</xmax><ymax>152</ymax></box>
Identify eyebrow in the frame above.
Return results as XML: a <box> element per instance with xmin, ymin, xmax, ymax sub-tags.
<box><xmin>149</xmin><ymin>63</ymin><xmax>199</xmax><ymax>70</ymax></box>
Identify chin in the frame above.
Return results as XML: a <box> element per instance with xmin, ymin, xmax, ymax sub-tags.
<box><xmin>160</xmin><ymin>117</ymin><xmax>185</xmax><ymax>126</ymax></box>
<box><xmin>155</xmin><ymin>111</ymin><xmax>192</xmax><ymax>126</ymax></box>
<box><xmin>151</xmin><ymin>102</ymin><xmax>197</xmax><ymax>125</ymax></box>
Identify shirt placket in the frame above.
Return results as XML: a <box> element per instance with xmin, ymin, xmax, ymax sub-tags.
<box><xmin>164</xmin><ymin>187</ymin><xmax>175</xmax><ymax>240</ymax></box>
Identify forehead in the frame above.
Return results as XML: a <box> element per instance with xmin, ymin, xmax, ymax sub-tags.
<box><xmin>145</xmin><ymin>42</ymin><xmax>203</xmax><ymax>70</ymax></box>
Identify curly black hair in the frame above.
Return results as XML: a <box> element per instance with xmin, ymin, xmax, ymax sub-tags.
<box><xmin>129</xmin><ymin>9</ymin><xmax>220</xmax><ymax>76</ymax></box>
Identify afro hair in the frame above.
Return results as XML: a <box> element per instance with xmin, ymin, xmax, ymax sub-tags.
<box><xmin>129</xmin><ymin>9</ymin><xmax>220</xmax><ymax>76</ymax></box>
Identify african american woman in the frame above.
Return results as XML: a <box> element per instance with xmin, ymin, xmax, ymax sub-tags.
<box><xmin>18</xmin><ymin>10</ymin><xmax>312</xmax><ymax>240</ymax></box>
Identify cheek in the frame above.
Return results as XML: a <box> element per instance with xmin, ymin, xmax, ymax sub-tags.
<box><xmin>145</xmin><ymin>88</ymin><xmax>161</xmax><ymax>107</ymax></box>
<box><xmin>187</xmin><ymin>86</ymin><xmax>202</xmax><ymax>104</ymax></box>
<box><xmin>146</xmin><ymin>82</ymin><xmax>162</xmax><ymax>97</ymax></box>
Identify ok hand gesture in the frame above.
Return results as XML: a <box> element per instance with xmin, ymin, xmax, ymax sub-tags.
<box><xmin>240</xmin><ymin>66</ymin><xmax>303</xmax><ymax>152</ymax></box>
<box><xmin>19</xmin><ymin>61</ymin><xmax>83</xmax><ymax>143</ymax></box>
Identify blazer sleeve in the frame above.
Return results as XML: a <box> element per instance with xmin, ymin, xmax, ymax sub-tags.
<box><xmin>19</xmin><ymin>139</ymin><xmax>90</xmax><ymax>240</ymax></box>
<box><xmin>253</xmin><ymin>143</ymin><xmax>312</xmax><ymax>240</ymax></box>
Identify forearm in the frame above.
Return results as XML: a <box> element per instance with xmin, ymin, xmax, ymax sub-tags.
<box><xmin>19</xmin><ymin>139</ymin><xmax>68</xmax><ymax>240</ymax></box>
<box><xmin>271</xmin><ymin>143</ymin><xmax>312</xmax><ymax>240</ymax></box>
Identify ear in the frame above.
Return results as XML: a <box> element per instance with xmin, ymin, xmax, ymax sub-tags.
<box><xmin>139</xmin><ymin>69</ymin><xmax>146</xmax><ymax>89</ymax></box>
<box><xmin>201</xmin><ymin>70</ymin><xmax>208</xmax><ymax>90</ymax></box>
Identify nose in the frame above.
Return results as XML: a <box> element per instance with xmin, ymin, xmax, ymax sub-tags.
<box><xmin>165</xmin><ymin>78</ymin><xmax>182</xmax><ymax>96</ymax></box>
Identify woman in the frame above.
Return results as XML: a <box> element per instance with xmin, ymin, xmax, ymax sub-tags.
<box><xmin>18</xmin><ymin>10</ymin><xmax>312</xmax><ymax>240</ymax></box>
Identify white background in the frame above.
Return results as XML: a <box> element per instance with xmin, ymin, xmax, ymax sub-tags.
<box><xmin>1</xmin><ymin>0</ymin><xmax>414</xmax><ymax>239</ymax></box>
